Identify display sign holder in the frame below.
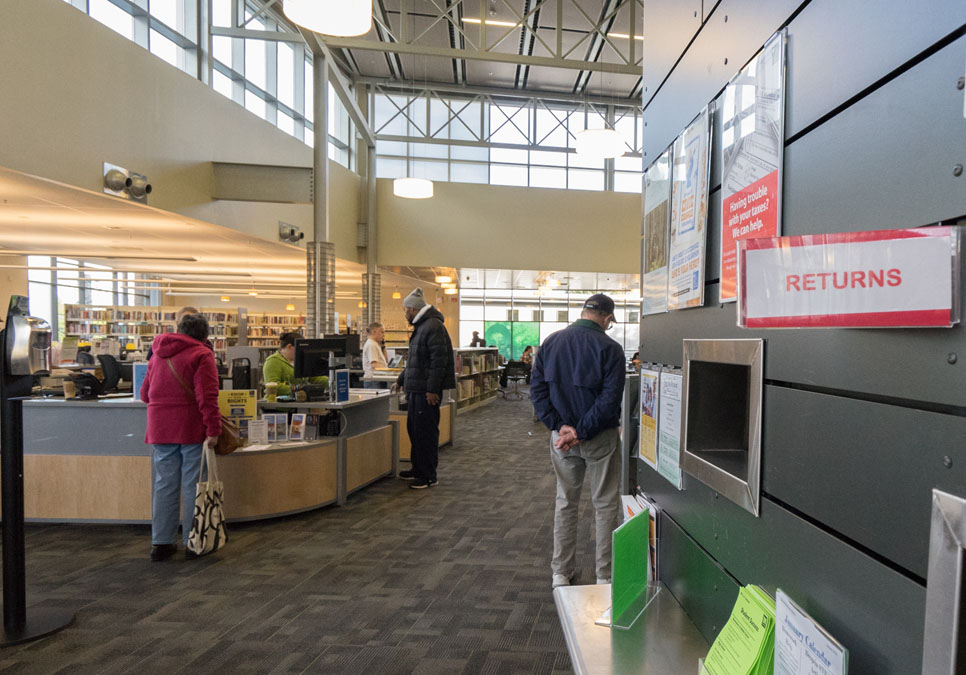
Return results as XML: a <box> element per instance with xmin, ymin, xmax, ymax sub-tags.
<box><xmin>642</xmin><ymin>149</ymin><xmax>672</xmax><ymax>316</ymax></box>
<box><xmin>638</xmin><ymin>368</ymin><xmax>659</xmax><ymax>468</ymax></box>
<box><xmin>667</xmin><ymin>106</ymin><xmax>712</xmax><ymax>311</ymax></box>
<box><xmin>719</xmin><ymin>29</ymin><xmax>787</xmax><ymax>304</ymax></box>
<box><xmin>737</xmin><ymin>227</ymin><xmax>961</xmax><ymax>328</ymax></box>
<box><xmin>922</xmin><ymin>488</ymin><xmax>966</xmax><ymax>672</ymax></box>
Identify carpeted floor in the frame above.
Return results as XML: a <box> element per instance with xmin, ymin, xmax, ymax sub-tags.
<box><xmin>0</xmin><ymin>393</ymin><xmax>602</xmax><ymax>674</ymax></box>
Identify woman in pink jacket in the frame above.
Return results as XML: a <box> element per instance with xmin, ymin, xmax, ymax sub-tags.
<box><xmin>140</xmin><ymin>314</ymin><xmax>221</xmax><ymax>561</ymax></box>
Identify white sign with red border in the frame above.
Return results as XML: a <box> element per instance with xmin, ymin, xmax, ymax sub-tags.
<box><xmin>738</xmin><ymin>228</ymin><xmax>960</xmax><ymax>328</ymax></box>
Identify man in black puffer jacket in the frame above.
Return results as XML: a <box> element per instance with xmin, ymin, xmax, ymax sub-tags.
<box><xmin>395</xmin><ymin>288</ymin><xmax>456</xmax><ymax>489</ymax></box>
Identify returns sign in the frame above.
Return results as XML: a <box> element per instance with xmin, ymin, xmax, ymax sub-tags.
<box><xmin>737</xmin><ymin>228</ymin><xmax>960</xmax><ymax>328</ymax></box>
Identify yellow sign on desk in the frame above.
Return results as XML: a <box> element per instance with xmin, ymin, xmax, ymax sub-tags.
<box><xmin>218</xmin><ymin>390</ymin><xmax>256</xmax><ymax>418</ymax></box>
<box><xmin>219</xmin><ymin>390</ymin><xmax>256</xmax><ymax>442</ymax></box>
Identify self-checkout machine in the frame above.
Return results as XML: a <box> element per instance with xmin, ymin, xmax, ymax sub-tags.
<box><xmin>0</xmin><ymin>295</ymin><xmax>74</xmax><ymax>645</ymax></box>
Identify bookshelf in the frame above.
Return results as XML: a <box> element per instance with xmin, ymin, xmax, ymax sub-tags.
<box><xmin>63</xmin><ymin>304</ymin><xmax>307</xmax><ymax>355</ymax></box>
<box><xmin>454</xmin><ymin>347</ymin><xmax>500</xmax><ymax>412</ymax></box>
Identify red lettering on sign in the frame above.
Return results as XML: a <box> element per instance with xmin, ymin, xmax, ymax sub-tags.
<box><xmin>887</xmin><ymin>268</ymin><xmax>902</xmax><ymax>286</ymax></box>
<box><xmin>802</xmin><ymin>274</ymin><xmax>816</xmax><ymax>291</ymax></box>
<box><xmin>833</xmin><ymin>272</ymin><xmax>848</xmax><ymax>290</ymax></box>
<box><xmin>786</xmin><ymin>275</ymin><xmax>801</xmax><ymax>291</ymax></box>
<box><xmin>851</xmin><ymin>271</ymin><xmax>866</xmax><ymax>288</ymax></box>
<box><xmin>868</xmin><ymin>269</ymin><xmax>884</xmax><ymax>287</ymax></box>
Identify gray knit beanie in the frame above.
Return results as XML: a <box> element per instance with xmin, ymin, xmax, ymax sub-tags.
<box><xmin>403</xmin><ymin>287</ymin><xmax>427</xmax><ymax>309</ymax></box>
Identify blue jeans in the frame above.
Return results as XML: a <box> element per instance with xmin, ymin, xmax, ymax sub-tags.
<box><xmin>152</xmin><ymin>443</ymin><xmax>204</xmax><ymax>546</ymax></box>
<box><xmin>364</xmin><ymin>380</ymin><xmax>387</xmax><ymax>389</ymax></box>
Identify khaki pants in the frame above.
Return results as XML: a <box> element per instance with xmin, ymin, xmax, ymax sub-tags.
<box><xmin>550</xmin><ymin>427</ymin><xmax>621</xmax><ymax>581</ymax></box>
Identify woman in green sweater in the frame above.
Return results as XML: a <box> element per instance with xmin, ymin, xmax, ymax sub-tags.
<box><xmin>263</xmin><ymin>332</ymin><xmax>327</xmax><ymax>396</ymax></box>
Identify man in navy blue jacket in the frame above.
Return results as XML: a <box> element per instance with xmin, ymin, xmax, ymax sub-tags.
<box><xmin>530</xmin><ymin>294</ymin><xmax>626</xmax><ymax>588</ymax></box>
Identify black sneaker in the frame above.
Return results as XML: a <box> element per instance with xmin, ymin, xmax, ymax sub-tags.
<box><xmin>398</xmin><ymin>469</ymin><xmax>415</xmax><ymax>480</ymax></box>
<box><xmin>150</xmin><ymin>544</ymin><xmax>177</xmax><ymax>562</ymax></box>
<box><xmin>410</xmin><ymin>478</ymin><xmax>429</xmax><ymax>489</ymax></box>
<box><xmin>428</xmin><ymin>477</ymin><xmax>439</xmax><ymax>487</ymax></box>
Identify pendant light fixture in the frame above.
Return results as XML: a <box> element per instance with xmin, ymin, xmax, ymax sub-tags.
<box><xmin>575</xmin><ymin>71</ymin><xmax>627</xmax><ymax>160</ymax></box>
<box><xmin>283</xmin><ymin>0</ymin><xmax>372</xmax><ymax>37</ymax></box>
<box><xmin>574</xmin><ymin>127</ymin><xmax>626</xmax><ymax>160</ymax></box>
<box><xmin>393</xmin><ymin>177</ymin><xmax>434</xmax><ymax>199</ymax></box>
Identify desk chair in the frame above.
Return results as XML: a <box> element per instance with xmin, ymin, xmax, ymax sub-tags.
<box><xmin>96</xmin><ymin>354</ymin><xmax>121</xmax><ymax>392</ymax></box>
<box><xmin>501</xmin><ymin>361</ymin><xmax>529</xmax><ymax>400</ymax></box>
<box><xmin>76</xmin><ymin>351</ymin><xmax>96</xmax><ymax>365</ymax></box>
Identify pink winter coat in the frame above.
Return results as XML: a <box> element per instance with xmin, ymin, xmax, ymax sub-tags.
<box><xmin>141</xmin><ymin>333</ymin><xmax>221</xmax><ymax>444</ymax></box>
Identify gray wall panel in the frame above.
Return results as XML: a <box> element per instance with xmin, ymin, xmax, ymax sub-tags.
<box><xmin>783</xmin><ymin>36</ymin><xmax>966</xmax><ymax>236</ymax></box>
<box><xmin>763</xmin><ymin>386</ymin><xmax>966</xmax><ymax>578</ymax></box>
<box><xmin>641</xmin><ymin>0</ymin><xmax>703</xmax><ymax>104</ymax></box>
<box><xmin>641</xmin><ymin>281</ymin><xmax>966</xmax><ymax>407</ymax></box>
<box><xmin>659</xmin><ymin>513</ymin><xmax>740</xmax><ymax>643</ymax></box>
<box><xmin>642</xmin><ymin>0</ymin><xmax>802</xmax><ymax>161</ymax></box>
<box><xmin>641</xmin><ymin>468</ymin><xmax>926</xmax><ymax>674</ymax></box>
<box><xmin>785</xmin><ymin>0</ymin><xmax>965</xmax><ymax>136</ymax></box>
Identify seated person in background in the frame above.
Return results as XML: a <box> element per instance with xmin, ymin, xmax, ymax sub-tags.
<box><xmin>520</xmin><ymin>345</ymin><xmax>534</xmax><ymax>366</ymax></box>
<box><xmin>490</xmin><ymin>344</ymin><xmax>506</xmax><ymax>366</ymax></box>
<box><xmin>469</xmin><ymin>330</ymin><xmax>486</xmax><ymax>347</ymax></box>
<box><xmin>362</xmin><ymin>322</ymin><xmax>389</xmax><ymax>389</ymax></box>
<box><xmin>262</xmin><ymin>332</ymin><xmax>327</xmax><ymax>397</ymax></box>
<box><xmin>630</xmin><ymin>351</ymin><xmax>642</xmax><ymax>370</ymax></box>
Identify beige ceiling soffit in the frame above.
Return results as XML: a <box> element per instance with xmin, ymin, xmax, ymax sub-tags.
<box><xmin>211</xmin><ymin>162</ymin><xmax>313</xmax><ymax>203</ymax></box>
<box><xmin>0</xmin><ymin>252</ymin><xmax>198</xmax><ymax>262</ymax></box>
<box><xmin>320</xmin><ymin>38</ymin><xmax>641</xmax><ymax>76</ymax></box>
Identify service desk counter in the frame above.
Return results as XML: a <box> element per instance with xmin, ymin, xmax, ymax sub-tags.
<box><xmin>18</xmin><ymin>394</ymin><xmax>395</xmax><ymax>523</ymax></box>
<box><xmin>259</xmin><ymin>391</ymin><xmax>397</xmax><ymax>502</ymax></box>
<box><xmin>384</xmin><ymin>392</ymin><xmax>455</xmax><ymax>462</ymax></box>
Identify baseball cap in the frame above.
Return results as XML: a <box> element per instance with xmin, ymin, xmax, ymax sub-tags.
<box><xmin>583</xmin><ymin>293</ymin><xmax>615</xmax><ymax>315</ymax></box>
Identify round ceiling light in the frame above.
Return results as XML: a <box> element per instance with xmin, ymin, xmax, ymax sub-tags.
<box><xmin>444</xmin><ymin>288</ymin><xmax>458</xmax><ymax>295</ymax></box>
<box><xmin>574</xmin><ymin>128</ymin><xmax>626</xmax><ymax>160</ymax></box>
<box><xmin>283</xmin><ymin>0</ymin><xmax>372</xmax><ymax>37</ymax></box>
<box><xmin>435</xmin><ymin>275</ymin><xmax>452</xmax><ymax>284</ymax></box>
<box><xmin>393</xmin><ymin>177</ymin><xmax>434</xmax><ymax>199</ymax></box>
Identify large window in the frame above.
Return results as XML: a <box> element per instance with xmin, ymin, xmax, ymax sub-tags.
<box><xmin>373</xmin><ymin>91</ymin><xmax>643</xmax><ymax>193</ymax></box>
<box><xmin>27</xmin><ymin>256</ymin><xmax>151</xmax><ymax>340</ymax></box>
<box><xmin>64</xmin><ymin>0</ymin><xmax>354</xmax><ymax>169</ymax></box>
<box><xmin>457</xmin><ymin>269</ymin><xmax>641</xmax><ymax>357</ymax></box>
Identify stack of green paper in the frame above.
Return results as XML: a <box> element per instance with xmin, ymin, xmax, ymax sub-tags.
<box><xmin>702</xmin><ymin>585</ymin><xmax>776</xmax><ymax>675</ymax></box>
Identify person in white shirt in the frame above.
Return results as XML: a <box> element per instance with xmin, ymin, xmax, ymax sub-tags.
<box><xmin>362</xmin><ymin>322</ymin><xmax>389</xmax><ymax>389</ymax></box>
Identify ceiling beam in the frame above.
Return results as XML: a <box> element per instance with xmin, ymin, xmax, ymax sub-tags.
<box><xmin>320</xmin><ymin>37</ymin><xmax>641</xmax><ymax>75</ymax></box>
<box><xmin>357</xmin><ymin>77</ymin><xmax>641</xmax><ymax>108</ymax></box>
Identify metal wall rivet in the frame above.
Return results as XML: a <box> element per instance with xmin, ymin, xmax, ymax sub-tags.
<box><xmin>714</xmin><ymin>533</ymin><xmax>719</xmax><ymax>539</ymax></box>
<box><xmin>724</xmin><ymin>58</ymin><xmax>729</xmax><ymax>65</ymax></box>
<box><xmin>948</xmin><ymin>353</ymin><xmax>958</xmax><ymax>364</ymax></box>
<box><xmin>944</xmin><ymin>456</ymin><xmax>953</xmax><ymax>468</ymax></box>
<box><xmin>694</xmin><ymin>10</ymin><xmax>698</xmax><ymax>17</ymax></box>
<box><xmin>724</xmin><ymin>15</ymin><xmax>728</xmax><ymax>22</ymax></box>
<box><xmin>954</xmin><ymin>164</ymin><xmax>963</xmax><ymax>177</ymax></box>
<box><xmin>958</xmin><ymin>77</ymin><xmax>965</xmax><ymax>90</ymax></box>
<box><xmin>713</xmin><ymin>585</ymin><xmax>718</xmax><ymax>591</ymax></box>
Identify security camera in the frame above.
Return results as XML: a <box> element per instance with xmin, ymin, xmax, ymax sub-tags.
<box><xmin>278</xmin><ymin>222</ymin><xmax>304</xmax><ymax>244</ymax></box>
<box><xmin>128</xmin><ymin>174</ymin><xmax>152</xmax><ymax>199</ymax></box>
<box><xmin>104</xmin><ymin>169</ymin><xmax>131</xmax><ymax>192</ymax></box>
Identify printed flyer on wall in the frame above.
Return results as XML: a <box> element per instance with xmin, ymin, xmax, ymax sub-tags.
<box><xmin>719</xmin><ymin>29</ymin><xmax>787</xmax><ymax>303</ymax></box>
<box><xmin>657</xmin><ymin>371</ymin><xmax>684</xmax><ymax>489</ymax></box>
<box><xmin>667</xmin><ymin>106</ymin><xmax>711</xmax><ymax>311</ymax></box>
<box><xmin>639</xmin><ymin>369</ymin><xmax>659</xmax><ymax>467</ymax></box>
<box><xmin>642</xmin><ymin>149</ymin><xmax>672</xmax><ymax>316</ymax></box>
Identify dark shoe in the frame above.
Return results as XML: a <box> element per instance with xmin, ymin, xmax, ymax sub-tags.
<box><xmin>150</xmin><ymin>544</ymin><xmax>177</xmax><ymax>562</ymax></box>
<box><xmin>428</xmin><ymin>477</ymin><xmax>439</xmax><ymax>487</ymax></box>
<box><xmin>185</xmin><ymin>549</ymin><xmax>200</xmax><ymax>560</ymax></box>
<box><xmin>410</xmin><ymin>479</ymin><xmax>429</xmax><ymax>489</ymax></box>
<box><xmin>398</xmin><ymin>469</ymin><xmax>415</xmax><ymax>480</ymax></box>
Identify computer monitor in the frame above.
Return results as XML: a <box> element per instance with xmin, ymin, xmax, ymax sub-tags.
<box><xmin>293</xmin><ymin>339</ymin><xmax>332</xmax><ymax>378</ymax></box>
<box><xmin>323</xmin><ymin>333</ymin><xmax>360</xmax><ymax>356</ymax></box>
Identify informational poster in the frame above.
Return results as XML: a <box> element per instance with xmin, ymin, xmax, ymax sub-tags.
<box><xmin>775</xmin><ymin>589</ymin><xmax>848</xmax><ymax>675</ymax></box>
<box><xmin>642</xmin><ymin>149</ymin><xmax>672</xmax><ymax>316</ymax></box>
<box><xmin>638</xmin><ymin>369</ymin><xmax>659</xmax><ymax>467</ymax></box>
<box><xmin>484</xmin><ymin>321</ymin><xmax>512</xmax><ymax>361</ymax></box>
<box><xmin>667</xmin><ymin>106</ymin><xmax>711</xmax><ymax>310</ymax></box>
<box><xmin>656</xmin><ymin>371</ymin><xmax>684</xmax><ymax>489</ymax></box>
<box><xmin>720</xmin><ymin>29</ymin><xmax>787</xmax><ymax>303</ymax></box>
<box><xmin>218</xmin><ymin>389</ymin><xmax>256</xmax><ymax>441</ymax></box>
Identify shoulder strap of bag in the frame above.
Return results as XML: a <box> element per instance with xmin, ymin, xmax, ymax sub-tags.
<box><xmin>166</xmin><ymin>357</ymin><xmax>195</xmax><ymax>401</ymax></box>
<box><xmin>200</xmin><ymin>440</ymin><xmax>220</xmax><ymax>484</ymax></box>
